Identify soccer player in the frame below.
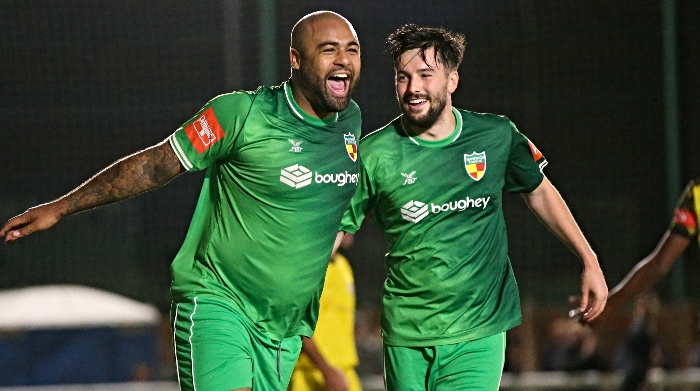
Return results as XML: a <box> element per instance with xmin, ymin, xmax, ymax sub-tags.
<box><xmin>336</xmin><ymin>24</ymin><xmax>608</xmax><ymax>390</ymax></box>
<box><xmin>290</xmin><ymin>233</ymin><xmax>362</xmax><ymax>391</ymax></box>
<box><xmin>1</xmin><ymin>11</ymin><xmax>361</xmax><ymax>391</ymax></box>
<box><xmin>579</xmin><ymin>179</ymin><xmax>699</xmax><ymax>323</ymax></box>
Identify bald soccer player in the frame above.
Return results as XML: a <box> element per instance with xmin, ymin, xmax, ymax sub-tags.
<box><xmin>1</xmin><ymin>11</ymin><xmax>362</xmax><ymax>391</ymax></box>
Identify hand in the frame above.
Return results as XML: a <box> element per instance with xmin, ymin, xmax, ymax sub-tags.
<box><xmin>321</xmin><ymin>366</ymin><xmax>349</xmax><ymax>391</ymax></box>
<box><xmin>1</xmin><ymin>202</ymin><xmax>65</xmax><ymax>243</ymax></box>
<box><xmin>576</xmin><ymin>265</ymin><xmax>608</xmax><ymax>322</ymax></box>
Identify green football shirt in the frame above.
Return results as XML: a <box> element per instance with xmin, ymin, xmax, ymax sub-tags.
<box><xmin>168</xmin><ymin>81</ymin><xmax>361</xmax><ymax>340</ymax></box>
<box><xmin>341</xmin><ymin>108</ymin><xmax>545</xmax><ymax>346</ymax></box>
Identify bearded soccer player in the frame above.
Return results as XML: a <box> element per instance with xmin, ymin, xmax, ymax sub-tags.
<box><xmin>574</xmin><ymin>179</ymin><xmax>700</xmax><ymax>324</ymax></box>
<box><xmin>336</xmin><ymin>24</ymin><xmax>607</xmax><ymax>390</ymax></box>
<box><xmin>1</xmin><ymin>11</ymin><xmax>361</xmax><ymax>391</ymax></box>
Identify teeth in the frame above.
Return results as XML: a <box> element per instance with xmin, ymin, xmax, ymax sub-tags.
<box><xmin>409</xmin><ymin>99</ymin><xmax>426</xmax><ymax>104</ymax></box>
<box><xmin>330</xmin><ymin>74</ymin><xmax>348</xmax><ymax>79</ymax></box>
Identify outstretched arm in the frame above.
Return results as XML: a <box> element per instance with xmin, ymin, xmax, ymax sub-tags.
<box><xmin>522</xmin><ymin>176</ymin><xmax>608</xmax><ymax>321</ymax></box>
<box><xmin>603</xmin><ymin>231</ymin><xmax>689</xmax><ymax>319</ymax></box>
<box><xmin>1</xmin><ymin>138</ymin><xmax>185</xmax><ymax>243</ymax></box>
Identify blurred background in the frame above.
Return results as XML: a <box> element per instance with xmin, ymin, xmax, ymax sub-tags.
<box><xmin>1</xmin><ymin>0</ymin><xmax>699</xmax><ymax>389</ymax></box>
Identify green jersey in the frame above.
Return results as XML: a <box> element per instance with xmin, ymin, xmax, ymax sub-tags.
<box><xmin>169</xmin><ymin>81</ymin><xmax>361</xmax><ymax>340</ymax></box>
<box><xmin>341</xmin><ymin>108</ymin><xmax>545</xmax><ymax>346</ymax></box>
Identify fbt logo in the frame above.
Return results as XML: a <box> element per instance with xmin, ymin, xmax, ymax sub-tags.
<box><xmin>280</xmin><ymin>164</ymin><xmax>359</xmax><ymax>189</ymax></box>
<box><xmin>400</xmin><ymin>196</ymin><xmax>491</xmax><ymax>223</ymax></box>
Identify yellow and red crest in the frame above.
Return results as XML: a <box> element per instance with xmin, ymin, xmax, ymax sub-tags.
<box><xmin>344</xmin><ymin>133</ymin><xmax>358</xmax><ymax>162</ymax></box>
<box><xmin>464</xmin><ymin>151</ymin><xmax>486</xmax><ymax>181</ymax></box>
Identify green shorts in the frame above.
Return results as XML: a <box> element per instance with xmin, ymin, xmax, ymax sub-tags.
<box><xmin>171</xmin><ymin>296</ymin><xmax>302</xmax><ymax>391</ymax></box>
<box><xmin>384</xmin><ymin>332</ymin><xmax>506</xmax><ymax>391</ymax></box>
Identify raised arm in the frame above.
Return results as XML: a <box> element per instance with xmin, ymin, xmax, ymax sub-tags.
<box><xmin>521</xmin><ymin>176</ymin><xmax>608</xmax><ymax>321</ymax></box>
<box><xmin>1</xmin><ymin>138</ymin><xmax>185</xmax><ymax>243</ymax></box>
<box><xmin>603</xmin><ymin>231</ymin><xmax>689</xmax><ymax>318</ymax></box>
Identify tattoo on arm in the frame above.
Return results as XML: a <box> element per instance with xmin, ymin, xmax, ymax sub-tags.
<box><xmin>64</xmin><ymin>140</ymin><xmax>185</xmax><ymax>215</ymax></box>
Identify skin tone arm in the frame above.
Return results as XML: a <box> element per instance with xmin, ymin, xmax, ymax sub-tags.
<box><xmin>521</xmin><ymin>176</ymin><xmax>608</xmax><ymax>321</ymax></box>
<box><xmin>300</xmin><ymin>336</ymin><xmax>349</xmax><ymax>391</ymax></box>
<box><xmin>1</xmin><ymin>139</ymin><xmax>185</xmax><ymax>243</ymax></box>
<box><xmin>591</xmin><ymin>231</ymin><xmax>689</xmax><ymax>324</ymax></box>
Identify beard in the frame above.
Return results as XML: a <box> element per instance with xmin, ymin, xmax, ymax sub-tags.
<box><xmin>298</xmin><ymin>64</ymin><xmax>357</xmax><ymax>113</ymax></box>
<box><xmin>400</xmin><ymin>89</ymin><xmax>447</xmax><ymax>129</ymax></box>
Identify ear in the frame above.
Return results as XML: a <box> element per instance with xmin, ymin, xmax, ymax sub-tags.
<box><xmin>290</xmin><ymin>48</ymin><xmax>301</xmax><ymax>71</ymax></box>
<box><xmin>447</xmin><ymin>70</ymin><xmax>459</xmax><ymax>93</ymax></box>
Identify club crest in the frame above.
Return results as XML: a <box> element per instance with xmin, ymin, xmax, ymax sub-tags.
<box><xmin>464</xmin><ymin>152</ymin><xmax>486</xmax><ymax>181</ymax></box>
<box><xmin>344</xmin><ymin>133</ymin><xmax>358</xmax><ymax>162</ymax></box>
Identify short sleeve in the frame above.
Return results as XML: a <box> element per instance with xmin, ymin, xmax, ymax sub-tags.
<box><xmin>169</xmin><ymin>92</ymin><xmax>254</xmax><ymax>171</ymax></box>
<box><xmin>504</xmin><ymin>121</ymin><xmax>547</xmax><ymax>193</ymax></box>
<box><xmin>339</xmin><ymin>157</ymin><xmax>374</xmax><ymax>233</ymax></box>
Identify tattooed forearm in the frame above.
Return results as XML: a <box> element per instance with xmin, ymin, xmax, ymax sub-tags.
<box><xmin>62</xmin><ymin>139</ymin><xmax>185</xmax><ymax>215</ymax></box>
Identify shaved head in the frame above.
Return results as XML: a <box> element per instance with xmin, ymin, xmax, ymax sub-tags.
<box><xmin>288</xmin><ymin>11</ymin><xmax>361</xmax><ymax>118</ymax></box>
<box><xmin>291</xmin><ymin>11</ymin><xmax>358</xmax><ymax>56</ymax></box>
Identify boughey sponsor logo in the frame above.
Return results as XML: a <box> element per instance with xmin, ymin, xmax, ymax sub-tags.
<box><xmin>280</xmin><ymin>164</ymin><xmax>312</xmax><ymax>188</ymax></box>
<box><xmin>464</xmin><ymin>151</ymin><xmax>486</xmax><ymax>181</ymax></box>
<box><xmin>401</xmin><ymin>196</ymin><xmax>491</xmax><ymax>224</ymax></box>
<box><xmin>280</xmin><ymin>164</ymin><xmax>359</xmax><ymax>189</ymax></box>
<box><xmin>288</xmin><ymin>139</ymin><xmax>303</xmax><ymax>152</ymax></box>
<box><xmin>400</xmin><ymin>200</ymin><xmax>429</xmax><ymax>223</ymax></box>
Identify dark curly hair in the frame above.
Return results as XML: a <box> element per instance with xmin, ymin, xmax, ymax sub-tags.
<box><xmin>385</xmin><ymin>24</ymin><xmax>466</xmax><ymax>72</ymax></box>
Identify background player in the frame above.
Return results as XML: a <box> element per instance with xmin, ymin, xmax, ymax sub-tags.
<box><xmin>1</xmin><ymin>10</ymin><xmax>361</xmax><ymax>391</ymax></box>
<box><xmin>289</xmin><ymin>233</ymin><xmax>362</xmax><ymax>391</ymax></box>
<box><xmin>337</xmin><ymin>24</ymin><xmax>607</xmax><ymax>390</ymax></box>
<box><xmin>572</xmin><ymin>179</ymin><xmax>700</xmax><ymax>323</ymax></box>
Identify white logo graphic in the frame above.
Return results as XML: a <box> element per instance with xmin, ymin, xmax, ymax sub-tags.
<box><xmin>288</xmin><ymin>139</ymin><xmax>303</xmax><ymax>152</ymax></box>
<box><xmin>280</xmin><ymin>164</ymin><xmax>359</xmax><ymax>189</ymax></box>
<box><xmin>401</xmin><ymin>171</ymin><xmax>417</xmax><ymax>185</ymax></box>
<box><xmin>194</xmin><ymin>115</ymin><xmax>216</xmax><ymax>146</ymax></box>
<box><xmin>400</xmin><ymin>196</ymin><xmax>491</xmax><ymax>224</ymax></box>
<box><xmin>280</xmin><ymin>164</ymin><xmax>312</xmax><ymax>188</ymax></box>
<box><xmin>400</xmin><ymin>200</ymin><xmax>429</xmax><ymax>223</ymax></box>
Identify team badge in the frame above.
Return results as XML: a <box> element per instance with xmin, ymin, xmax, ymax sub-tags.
<box><xmin>344</xmin><ymin>133</ymin><xmax>358</xmax><ymax>162</ymax></box>
<box><xmin>464</xmin><ymin>152</ymin><xmax>486</xmax><ymax>181</ymax></box>
<box><xmin>528</xmin><ymin>139</ymin><xmax>543</xmax><ymax>161</ymax></box>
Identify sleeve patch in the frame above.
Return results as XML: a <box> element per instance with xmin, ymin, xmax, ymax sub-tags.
<box><xmin>673</xmin><ymin>208</ymin><xmax>697</xmax><ymax>229</ymax></box>
<box><xmin>185</xmin><ymin>107</ymin><xmax>225</xmax><ymax>154</ymax></box>
<box><xmin>527</xmin><ymin>139</ymin><xmax>543</xmax><ymax>161</ymax></box>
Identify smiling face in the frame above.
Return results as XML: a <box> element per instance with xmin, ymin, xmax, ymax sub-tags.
<box><xmin>395</xmin><ymin>47</ymin><xmax>458</xmax><ymax>130</ymax></box>
<box><xmin>290</xmin><ymin>13</ymin><xmax>361</xmax><ymax>118</ymax></box>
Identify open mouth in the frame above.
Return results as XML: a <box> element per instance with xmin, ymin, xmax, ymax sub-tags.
<box><xmin>405</xmin><ymin>96</ymin><xmax>428</xmax><ymax>110</ymax></box>
<box><xmin>327</xmin><ymin>73</ymin><xmax>349</xmax><ymax>96</ymax></box>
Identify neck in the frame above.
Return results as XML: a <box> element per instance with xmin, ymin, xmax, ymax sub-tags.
<box><xmin>289</xmin><ymin>79</ymin><xmax>334</xmax><ymax>119</ymax></box>
<box><xmin>405</xmin><ymin>104</ymin><xmax>455</xmax><ymax>142</ymax></box>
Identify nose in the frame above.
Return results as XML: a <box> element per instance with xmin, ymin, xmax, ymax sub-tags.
<box><xmin>335</xmin><ymin>49</ymin><xmax>351</xmax><ymax>67</ymax></box>
<box><xmin>406</xmin><ymin>76</ymin><xmax>422</xmax><ymax>94</ymax></box>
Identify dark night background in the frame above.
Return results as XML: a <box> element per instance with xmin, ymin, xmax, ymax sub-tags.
<box><xmin>1</xmin><ymin>0</ymin><xmax>699</xmax><ymax>315</ymax></box>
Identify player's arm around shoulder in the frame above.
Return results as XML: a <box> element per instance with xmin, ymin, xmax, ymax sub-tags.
<box><xmin>522</xmin><ymin>176</ymin><xmax>608</xmax><ymax>321</ymax></box>
<box><xmin>1</xmin><ymin>139</ymin><xmax>185</xmax><ymax>243</ymax></box>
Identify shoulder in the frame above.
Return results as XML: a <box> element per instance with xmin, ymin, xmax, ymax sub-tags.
<box><xmin>359</xmin><ymin>116</ymin><xmax>403</xmax><ymax>150</ymax></box>
<box><xmin>458</xmin><ymin>108</ymin><xmax>513</xmax><ymax>129</ymax></box>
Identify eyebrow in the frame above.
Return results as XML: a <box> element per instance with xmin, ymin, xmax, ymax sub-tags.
<box><xmin>316</xmin><ymin>40</ymin><xmax>360</xmax><ymax>49</ymax></box>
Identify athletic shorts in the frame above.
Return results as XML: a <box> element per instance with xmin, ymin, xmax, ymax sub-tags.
<box><xmin>171</xmin><ymin>296</ymin><xmax>302</xmax><ymax>391</ymax></box>
<box><xmin>288</xmin><ymin>367</ymin><xmax>362</xmax><ymax>391</ymax></box>
<box><xmin>384</xmin><ymin>332</ymin><xmax>506</xmax><ymax>391</ymax></box>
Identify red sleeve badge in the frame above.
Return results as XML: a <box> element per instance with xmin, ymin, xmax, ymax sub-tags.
<box><xmin>673</xmin><ymin>208</ymin><xmax>697</xmax><ymax>229</ymax></box>
<box><xmin>527</xmin><ymin>139</ymin><xmax>543</xmax><ymax>161</ymax></box>
<box><xmin>184</xmin><ymin>107</ymin><xmax>225</xmax><ymax>154</ymax></box>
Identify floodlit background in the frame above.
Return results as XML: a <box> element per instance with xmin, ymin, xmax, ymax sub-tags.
<box><xmin>1</xmin><ymin>0</ymin><xmax>699</xmax><ymax>389</ymax></box>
